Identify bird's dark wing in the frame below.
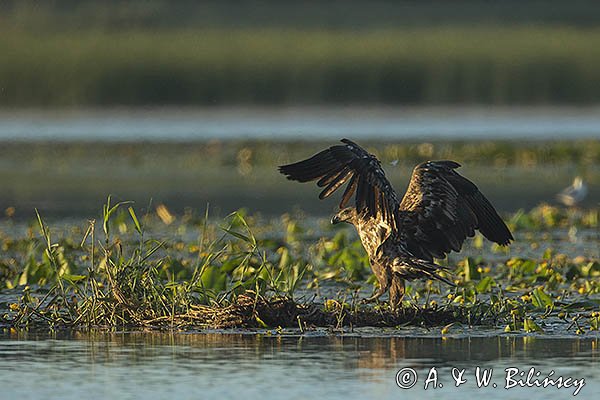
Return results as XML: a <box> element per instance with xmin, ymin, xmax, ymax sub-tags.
<box><xmin>398</xmin><ymin>161</ymin><xmax>513</xmax><ymax>261</ymax></box>
<box><xmin>278</xmin><ymin>138</ymin><xmax>400</xmax><ymax>227</ymax></box>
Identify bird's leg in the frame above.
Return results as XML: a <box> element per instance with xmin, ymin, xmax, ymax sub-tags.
<box><xmin>388</xmin><ymin>275</ymin><xmax>405</xmax><ymax>310</ymax></box>
<box><xmin>362</xmin><ymin>261</ymin><xmax>391</xmax><ymax>303</ymax></box>
<box><xmin>363</xmin><ymin>286</ymin><xmax>387</xmax><ymax>303</ymax></box>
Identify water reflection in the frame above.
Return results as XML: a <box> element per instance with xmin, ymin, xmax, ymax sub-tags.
<box><xmin>0</xmin><ymin>331</ymin><xmax>597</xmax><ymax>399</ymax></box>
<box><xmin>1</xmin><ymin>331</ymin><xmax>598</xmax><ymax>366</ymax></box>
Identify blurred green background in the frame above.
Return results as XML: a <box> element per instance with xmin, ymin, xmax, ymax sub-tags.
<box><xmin>0</xmin><ymin>1</ymin><xmax>598</xmax><ymax>219</ymax></box>
<box><xmin>2</xmin><ymin>0</ymin><xmax>600</xmax><ymax>106</ymax></box>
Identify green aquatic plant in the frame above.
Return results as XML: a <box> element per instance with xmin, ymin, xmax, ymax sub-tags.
<box><xmin>510</xmin><ymin>204</ymin><xmax>599</xmax><ymax>230</ymax></box>
<box><xmin>1</xmin><ymin>202</ymin><xmax>598</xmax><ymax>332</ymax></box>
<box><xmin>5</xmin><ymin>200</ymin><xmax>323</xmax><ymax>328</ymax></box>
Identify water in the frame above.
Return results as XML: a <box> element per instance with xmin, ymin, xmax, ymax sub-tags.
<box><xmin>0</xmin><ymin>332</ymin><xmax>597</xmax><ymax>400</ymax></box>
<box><xmin>0</xmin><ymin>107</ymin><xmax>598</xmax><ymax>399</ymax></box>
<box><xmin>2</xmin><ymin>107</ymin><xmax>600</xmax><ymax>141</ymax></box>
<box><xmin>0</xmin><ymin>106</ymin><xmax>598</xmax><ymax>218</ymax></box>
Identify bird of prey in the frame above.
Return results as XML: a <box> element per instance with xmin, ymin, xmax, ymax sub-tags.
<box><xmin>556</xmin><ymin>177</ymin><xmax>588</xmax><ymax>207</ymax></box>
<box><xmin>279</xmin><ymin>139</ymin><xmax>513</xmax><ymax>308</ymax></box>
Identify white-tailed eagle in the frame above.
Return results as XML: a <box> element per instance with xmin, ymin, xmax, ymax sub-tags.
<box><xmin>279</xmin><ymin>139</ymin><xmax>513</xmax><ymax>308</ymax></box>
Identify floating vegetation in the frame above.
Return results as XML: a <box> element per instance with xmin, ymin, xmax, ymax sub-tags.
<box><xmin>510</xmin><ymin>203</ymin><xmax>599</xmax><ymax>230</ymax></box>
<box><xmin>0</xmin><ymin>139</ymin><xmax>598</xmax><ymax>220</ymax></box>
<box><xmin>0</xmin><ymin>199</ymin><xmax>598</xmax><ymax>334</ymax></box>
<box><xmin>2</xmin><ymin>139</ymin><xmax>599</xmax><ymax>172</ymax></box>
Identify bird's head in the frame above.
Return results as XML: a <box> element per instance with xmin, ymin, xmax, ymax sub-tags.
<box><xmin>331</xmin><ymin>207</ymin><xmax>358</xmax><ymax>225</ymax></box>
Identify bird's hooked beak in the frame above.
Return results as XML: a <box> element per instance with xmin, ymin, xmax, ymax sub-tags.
<box><xmin>331</xmin><ymin>208</ymin><xmax>356</xmax><ymax>225</ymax></box>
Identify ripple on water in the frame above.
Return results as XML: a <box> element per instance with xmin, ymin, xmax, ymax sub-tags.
<box><xmin>0</xmin><ymin>332</ymin><xmax>598</xmax><ymax>400</ymax></box>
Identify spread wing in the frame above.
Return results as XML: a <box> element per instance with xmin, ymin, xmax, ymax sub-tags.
<box><xmin>398</xmin><ymin>161</ymin><xmax>513</xmax><ymax>261</ymax></box>
<box><xmin>278</xmin><ymin>138</ymin><xmax>400</xmax><ymax>228</ymax></box>
<box><xmin>278</xmin><ymin>139</ymin><xmax>513</xmax><ymax>262</ymax></box>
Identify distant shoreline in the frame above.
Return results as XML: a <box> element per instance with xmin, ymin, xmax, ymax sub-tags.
<box><xmin>2</xmin><ymin>27</ymin><xmax>600</xmax><ymax>107</ymax></box>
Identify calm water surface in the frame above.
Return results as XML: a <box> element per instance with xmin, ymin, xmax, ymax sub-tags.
<box><xmin>0</xmin><ymin>332</ymin><xmax>598</xmax><ymax>400</ymax></box>
<box><xmin>2</xmin><ymin>107</ymin><xmax>600</xmax><ymax>141</ymax></box>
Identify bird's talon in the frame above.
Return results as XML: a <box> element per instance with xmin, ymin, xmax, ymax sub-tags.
<box><xmin>362</xmin><ymin>292</ymin><xmax>384</xmax><ymax>304</ymax></box>
<box><xmin>278</xmin><ymin>139</ymin><xmax>513</xmax><ymax>310</ymax></box>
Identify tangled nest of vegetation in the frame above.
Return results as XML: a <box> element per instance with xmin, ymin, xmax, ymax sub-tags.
<box><xmin>5</xmin><ymin>289</ymin><xmax>468</xmax><ymax>331</ymax></box>
<box><xmin>118</xmin><ymin>292</ymin><xmax>467</xmax><ymax>330</ymax></box>
<box><xmin>195</xmin><ymin>293</ymin><xmax>463</xmax><ymax>330</ymax></box>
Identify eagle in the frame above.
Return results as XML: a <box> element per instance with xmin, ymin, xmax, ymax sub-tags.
<box><xmin>278</xmin><ymin>139</ymin><xmax>513</xmax><ymax>308</ymax></box>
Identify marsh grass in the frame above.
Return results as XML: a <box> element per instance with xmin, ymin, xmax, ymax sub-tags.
<box><xmin>1</xmin><ymin>200</ymin><xmax>599</xmax><ymax>333</ymax></box>
<box><xmin>3</xmin><ymin>27</ymin><xmax>600</xmax><ymax>106</ymax></box>
<box><xmin>4</xmin><ymin>198</ymin><xmax>320</xmax><ymax>329</ymax></box>
<box><xmin>2</xmin><ymin>140</ymin><xmax>599</xmax><ymax>173</ymax></box>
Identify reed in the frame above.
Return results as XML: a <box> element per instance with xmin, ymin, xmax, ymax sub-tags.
<box><xmin>2</xmin><ymin>27</ymin><xmax>600</xmax><ymax>106</ymax></box>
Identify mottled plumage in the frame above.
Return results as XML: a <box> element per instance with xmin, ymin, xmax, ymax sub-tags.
<box><xmin>279</xmin><ymin>139</ymin><xmax>513</xmax><ymax>308</ymax></box>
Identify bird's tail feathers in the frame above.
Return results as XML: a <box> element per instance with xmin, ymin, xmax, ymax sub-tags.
<box><xmin>392</xmin><ymin>257</ymin><xmax>456</xmax><ymax>286</ymax></box>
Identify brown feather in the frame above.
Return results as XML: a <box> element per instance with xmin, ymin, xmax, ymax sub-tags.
<box><xmin>278</xmin><ymin>140</ymin><xmax>513</xmax><ymax>308</ymax></box>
